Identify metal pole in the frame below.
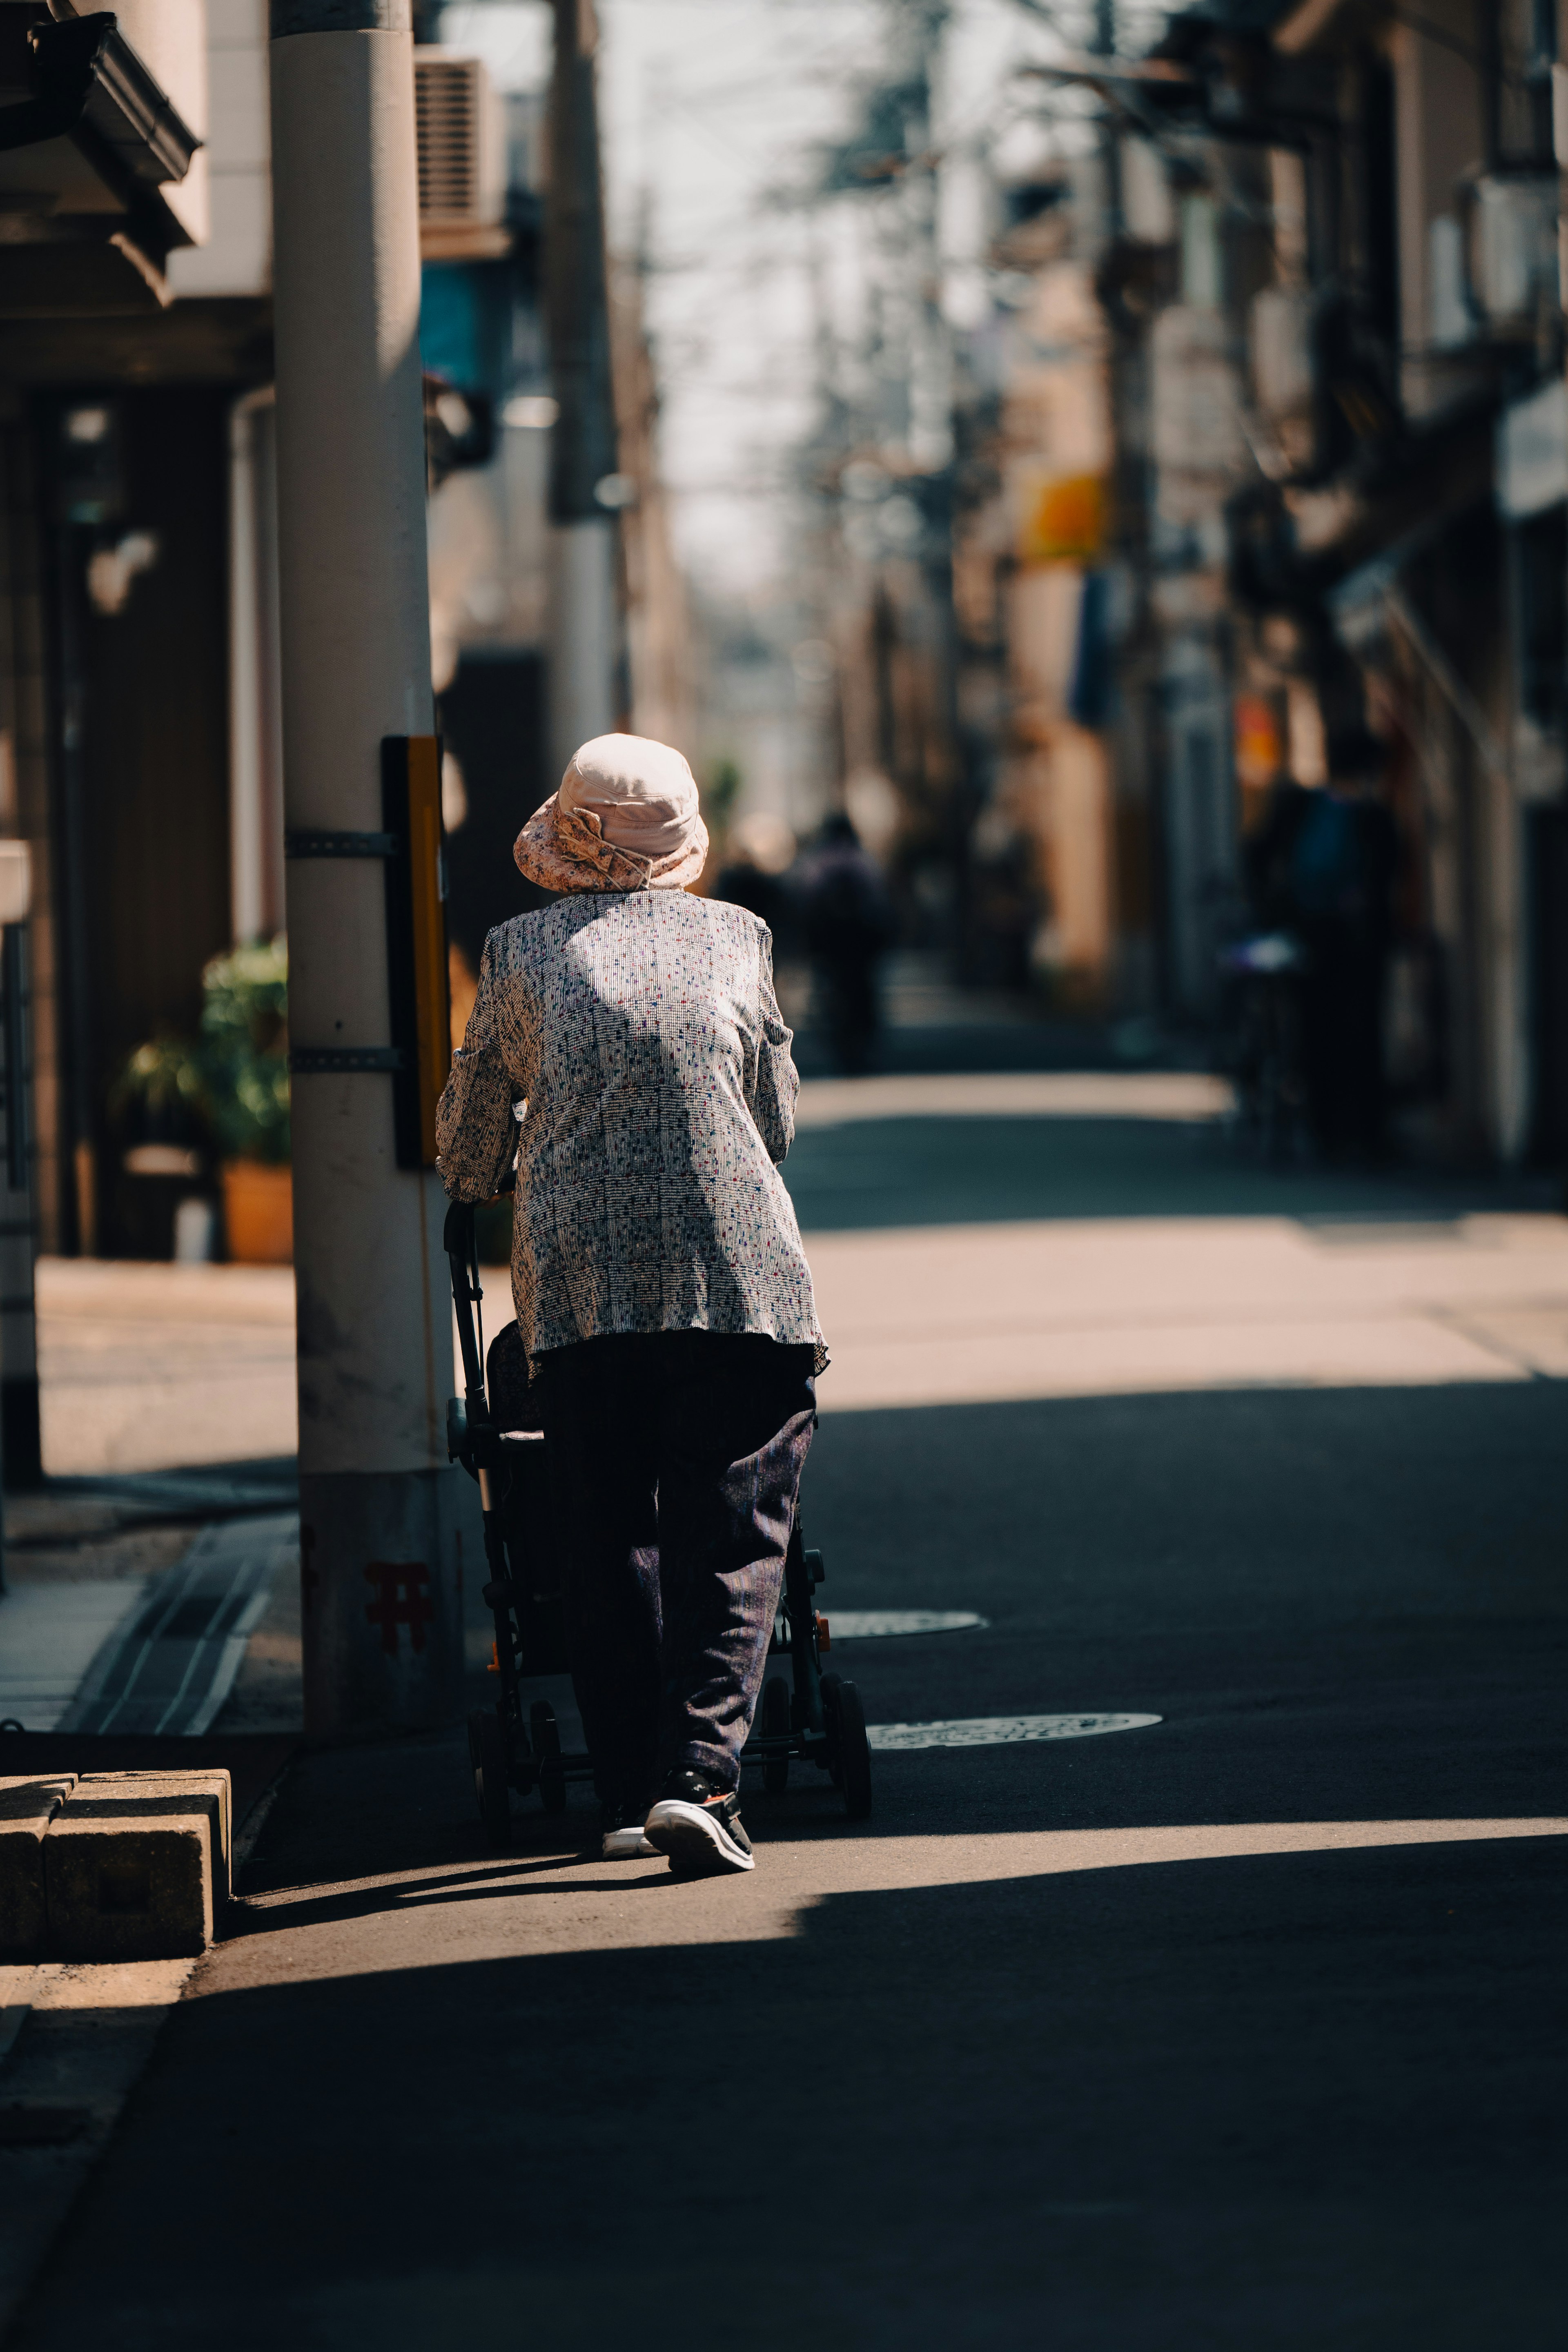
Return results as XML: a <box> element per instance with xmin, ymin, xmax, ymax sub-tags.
<box><xmin>0</xmin><ymin>920</ymin><xmax>39</xmax><ymax>1497</ymax></box>
<box><xmin>269</xmin><ymin>0</ymin><xmax>464</xmax><ymax>1738</ymax></box>
<box><xmin>52</xmin><ymin>496</ymin><xmax>98</xmax><ymax>1258</ymax></box>
<box><xmin>546</xmin><ymin>0</ymin><xmax>618</xmax><ymax>778</ymax></box>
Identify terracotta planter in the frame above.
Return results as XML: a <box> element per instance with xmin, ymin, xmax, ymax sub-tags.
<box><xmin>221</xmin><ymin>1160</ymin><xmax>293</xmax><ymax>1265</ymax></box>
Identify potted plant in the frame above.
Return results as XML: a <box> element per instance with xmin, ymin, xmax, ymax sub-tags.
<box><xmin>199</xmin><ymin>936</ymin><xmax>291</xmax><ymax>1264</ymax></box>
<box><xmin>116</xmin><ymin>938</ymin><xmax>291</xmax><ymax>1263</ymax></box>
<box><xmin>110</xmin><ymin>1032</ymin><xmax>213</xmax><ymax>1258</ymax></box>
<box><xmin>112</xmin><ymin>1033</ymin><xmax>209</xmax><ymax>1173</ymax></box>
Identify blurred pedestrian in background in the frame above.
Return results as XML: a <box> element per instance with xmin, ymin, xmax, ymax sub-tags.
<box><xmin>798</xmin><ymin>810</ymin><xmax>893</xmax><ymax>1075</ymax></box>
<box><xmin>711</xmin><ymin>809</ymin><xmax>797</xmax><ymax>946</ymax></box>
<box><xmin>1245</xmin><ymin>729</ymin><xmax>1400</xmax><ymax>1159</ymax></box>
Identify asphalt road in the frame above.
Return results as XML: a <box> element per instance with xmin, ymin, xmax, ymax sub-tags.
<box><xmin>11</xmin><ymin>1104</ymin><xmax>1566</xmax><ymax>2350</ymax></box>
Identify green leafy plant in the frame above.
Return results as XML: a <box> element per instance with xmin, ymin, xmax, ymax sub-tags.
<box><xmin>198</xmin><ymin>935</ymin><xmax>290</xmax><ymax>1165</ymax></box>
<box><xmin>111</xmin><ymin>1032</ymin><xmax>207</xmax><ymax>1145</ymax></box>
<box><xmin>703</xmin><ymin>756</ymin><xmax>743</xmax><ymax>828</ymax></box>
<box><xmin>114</xmin><ymin>935</ymin><xmax>290</xmax><ymax>1167</ymax></box>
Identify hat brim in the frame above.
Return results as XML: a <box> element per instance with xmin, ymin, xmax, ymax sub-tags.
<box><xmin>514</xmin><ymin>792</ymin><xmax>709</xmax><ymax>893</ymax></box>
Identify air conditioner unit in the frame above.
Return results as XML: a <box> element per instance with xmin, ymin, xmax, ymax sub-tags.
<box><xmin>1468</xmin><ymin>175</ymin><xmax>1557</xmax><ymax>334</ymax></box>
<box><xmin>1250</xmin><ymin>287</ymin><xmax>1313</xmax><ymax>420</ymax></box>
<box><xmin>414</xmin><ymin>51</ymin><xmax>507</xmax><ymax>261</ymax></box>
<box><xmin>1118</xmin><ymin>136</ymin><xmax>1174</xmax><ymax>246</ymax></box>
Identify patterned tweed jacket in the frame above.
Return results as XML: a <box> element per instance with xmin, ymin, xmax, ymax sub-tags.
<box><xmin>436</xmin><ymin>890</ymin><xmax>827</xmax><ymax>1373</ymax></box>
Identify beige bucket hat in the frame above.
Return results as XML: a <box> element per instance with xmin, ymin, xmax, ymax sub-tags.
<box><xmin>514</xmin><ymin>733</ymin><xmax>710</xmax><ymax>893</ymax></box>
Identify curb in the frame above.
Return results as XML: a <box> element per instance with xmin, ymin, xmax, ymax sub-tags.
<box><xmin>0</xmin><ymin>1770</ymin><xmax>232</xmax><ymax>1962</ymax></box>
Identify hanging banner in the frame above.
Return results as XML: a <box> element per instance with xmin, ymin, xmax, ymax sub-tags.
<box><xmin>1018</xmin><ymin>470</ymin><xmax>1106</xmax><ymax>566</ymax></box>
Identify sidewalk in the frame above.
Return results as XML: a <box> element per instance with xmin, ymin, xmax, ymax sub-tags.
<box><xmin>0</xmin><ymin>1284</ymin><xmax>305</xmax><ymax>2338</ymax></box>
<box><xmin>9</xmin><ymin>1551</ymin><xmax>1566</xmax><ymax>2347</ymax></box>
<box><xmin>786</xmin><ymin>949</ymin><xmax>1142</xmax><ymax>1078</ymax></box>
<box><xmin>34</xmin><ymin>1258</ymin><xmax>296</xmax><ymax>1477</ymax></box>
<box><xmin>0</xmin><ymin>1255</ymin><xmax>303</xmax><ymax>1742</ymax></box>
<box><xmin>1</xmin><ymin>1463</ymin><xmax>302</xmax><ymax>1741</ymax></box>
<box><xmin>2</xmin><ymin>1075</ymin><xmax>1564</xmax><ymax>2344</ymax></box>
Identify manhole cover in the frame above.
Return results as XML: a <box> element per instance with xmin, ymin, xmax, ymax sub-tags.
<box><xmin>868</xmin><ymin>1713</ymin><xmax>1161</xmax><ymax>1752</ymax></box>
<box><xmin>827</xmin><ymin>1610</ymin><xmax>987</xmax><ymax>1639</ymax></box>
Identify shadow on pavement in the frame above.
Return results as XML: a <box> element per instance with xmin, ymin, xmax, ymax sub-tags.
<box><xmin>11</xmin><ymin>1821</ymin><xmax>1561</xmax><ymax>2351</ymax></box>
<box><xmin>0</xmin><ymin>1732</ymin><xmax>296</xmax><ymax>1828</ymax></box>
<box><xmin>782</xmin><ymin>1111</ymin><xmax>1559</xmax><ymax>1231</ymax></box>
<box><xmin>10</xmin><ymin>1374</ymin><xmax>1566</xmax><ymax>2348</ymax></box>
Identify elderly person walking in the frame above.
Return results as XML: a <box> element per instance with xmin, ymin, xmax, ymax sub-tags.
<box><xmin>436</xmin><ymin>734</ymin><xmax>826</xmax><ymax>1877</ymax></box>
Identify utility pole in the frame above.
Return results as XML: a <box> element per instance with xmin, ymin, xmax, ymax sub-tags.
<box><xmin>546</xmin><ymin>0</ymin><xmax>619</xmax><ymax>779</ymax></box>
<box><xmin>269</xmin><ymin>0</ymin><xmax>464</xmax><ymax>1737</ymax></box>
<box><xmin>1091</xmin><ymin>0</ymin><xmax>1120</xmax><ymax>239</ymax></box>
<box><xmin>897</xmin><ymin>4</ymin><xmax>965</xmax><ymax>959</ymax></box>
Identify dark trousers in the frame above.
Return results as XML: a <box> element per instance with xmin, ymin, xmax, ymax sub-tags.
<box><xmin>1301</xmin><ymin>924</ymin><xmax>1388</xmax><ymax>1156</ymax></box>
<box><xmin>537</xmin><ymin>1331</ymin><xmax>816</xmax><ymax>1803</ymax></box>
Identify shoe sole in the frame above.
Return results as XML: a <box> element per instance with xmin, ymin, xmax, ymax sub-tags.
<box><xmin>644</xmin><ymin>1797</ymin><xmax>755</xmax><ymax>1875</ymax></box>
<box><xmin>601</xmin><ymin>1829</ymin><xmax>658</xmax><ymax>1860</ymax></box>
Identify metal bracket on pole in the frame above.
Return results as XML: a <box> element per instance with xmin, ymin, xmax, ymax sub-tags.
<box><xmin>284</xmin><ymin>831</ymin><xmax>399</xmax><ymax>858</ymax></box>
<box><xmin>289</xmin><ymin>1046</ymin><xmax>405</xmax><ymax>1074</ymax></box>
<box><xmin>280</xmin><ymin>747</ymin><xmax>448</xmax><ymax>1156</ymax></box>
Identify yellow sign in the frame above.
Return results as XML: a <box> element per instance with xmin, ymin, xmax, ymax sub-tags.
<box><xmin>382</xmin><ymin>734</ymin><xmax>452</xmax><ymax>1170</ymax></box>
<box><xmin>1233</xmin><ymin>693</ymin><xmax>1283</xmax><ymax>790</ymax></box>
<box><xmin>1019</xmin><ymin>472</ymin><xmax>1105</xmax><ymax>566</ymax></box>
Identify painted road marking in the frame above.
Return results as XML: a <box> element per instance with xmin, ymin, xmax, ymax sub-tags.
<box><xmin>0</xmin><ymin>1582</ymin><xmax>148</xmax><ymax>1731</ymax></box>
<box><xmin>828</xmin><ymin>1610</ymin><xmax>987</xmax><ymax>1638</ymax></box>
<box><xmin>869</xmin><ymin>1712</ymin><xmax>1162</xmax><ymax>1751</ymax></box>
<box><xmin>61</xmin><ymin>1514</ymin><xmax>297</xmax><ymax>1736</ymax></box>
<box><xmin>793</xmin><ymin>1071</ymin><xmax>1232</xmax><ymax>1127</ymax></box>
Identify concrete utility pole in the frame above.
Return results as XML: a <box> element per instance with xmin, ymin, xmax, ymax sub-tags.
<box><xmin>270</xmin><ymin>0</ymin><xmax>464</xmax><ymax>1737</ymax></box>
<box><xmin>546</xmin><ymin>0</ymin><xmax>619</xmax><ymax>779</ymax></box>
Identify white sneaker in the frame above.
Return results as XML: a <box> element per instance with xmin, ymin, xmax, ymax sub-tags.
<box><xmin>600</xmin><ymin>1804</ymin><xmax>657</xmax><ymax>1860</ymax></box>
<box><xmin>643</xmin><ymin>1773</ymin><xmax>755</xmax><ymax>1875</ymax></box>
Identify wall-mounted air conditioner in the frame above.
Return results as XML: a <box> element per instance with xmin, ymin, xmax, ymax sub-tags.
<box><xmin>1468</xmin><ymin>175</ymin><xmax>1557</xmax><ymax>334</ymax></box>
<box><xmin>1248</xmin><ymin>287</ymin><xmax>1316</xmax><ymax>475</ymax></box>
<box><xmin>1250</xmin><ymin>288</ymin><xmax>1313</xmax><ymax>421</ymax></box>
<box><xmin>414</xmin><ymin>51</ymin><xmax>507</xmax><ymax>261</ymax></box>
<box><xmin>1119</xmin><ymin>137</ymin><xmax>1174</xmax><ymax>246</ymax></box>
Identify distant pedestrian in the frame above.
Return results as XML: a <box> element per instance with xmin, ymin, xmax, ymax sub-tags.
<box><xmin>437</xmin><ymin>734</ymin><xmax>826</xmax><ymax>1878</ymax></box>
<box><xmin>799</xmin><ymin>810</ymin><xmax>893</xmax><ymax>1074</ymax></box>
<box><xmin>710</xmin><ymin>810</ymin><xmax>797</xmax><ymax>947</ymax></box>
<box><xmin>1244</xmin><ymin>731</ymin><xmax>1399</xmax><ymax>1157</ymax></box>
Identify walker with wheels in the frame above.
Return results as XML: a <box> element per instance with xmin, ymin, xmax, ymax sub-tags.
<box><xmin>444</xmin><ymin>1198</ymin><xmax>872</xmax><ymax>1847</ymax></box>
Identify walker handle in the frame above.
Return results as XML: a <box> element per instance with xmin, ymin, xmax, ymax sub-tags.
<box><xmin>443</xmin><ymin>1198</ymin><xmax>488</xmax><ymax>1417</ymax></box>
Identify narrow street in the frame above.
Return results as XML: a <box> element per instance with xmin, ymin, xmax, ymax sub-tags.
<box><xmin>8</xmin><ymin>1081</ymin><xmax>1565</xmax><ymax>2348</ymax></box>
<box><xmin>1</xmin><ymin>0</ymin><xmax>1564</xmax><ymax>2341</ymax></box>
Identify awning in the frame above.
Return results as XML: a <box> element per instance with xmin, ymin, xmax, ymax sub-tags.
<box><xmin>0</xmin><ymin>11</ymin><xmax>200</xmax><ymax>315</ymax></box>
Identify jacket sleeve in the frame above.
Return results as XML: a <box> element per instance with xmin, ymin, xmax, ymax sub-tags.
<box><xmin>436</xmin><ymin>931</ymin><xmax>519</xmax><ymax>1201</ymax></box>
<box><xmin>748</xmin><ymin>923</ymin><xmax>799</xmax><ymax>1166</ymax></box>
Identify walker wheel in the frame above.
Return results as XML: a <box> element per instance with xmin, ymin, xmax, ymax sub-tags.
<box><xmin>531</xmin><ymin>1700</ymin><xmax>567</xmax><ymax>1816</ymax></box>
<box><xmin>468</xmin><ymin>1707</ymin><xmax>512</xmax><ymax>1849</ymax></box>
<box><xmin>760</xmin><ymin>1675</ymin><xmax>790</xmax><ymax>1794</ymax></box>
<box><xmin>831</xmin><ymin>1677</ymin><xmax>872</xmax><ymax>1820</ymax></box>
<box><xmin>820</xmin><ymin>1671</ymin><xmax>844</xmax><ymax>1786</ymax></box>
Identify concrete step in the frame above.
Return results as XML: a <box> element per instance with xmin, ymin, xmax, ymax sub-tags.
<box><xmin>0</xmin><ymin>1769</ymin><xmax>231</xmax><ymax>1962</ymax></box>
<box><xmin>72</xmin><ymin>1772</ymin><xmax>232</xmax><ymax>1898</ymax></box>
<box><xmin>0</xmin><ymin>1777</ymin><xmax>76</xmax><ymax>1962</ymax></box>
